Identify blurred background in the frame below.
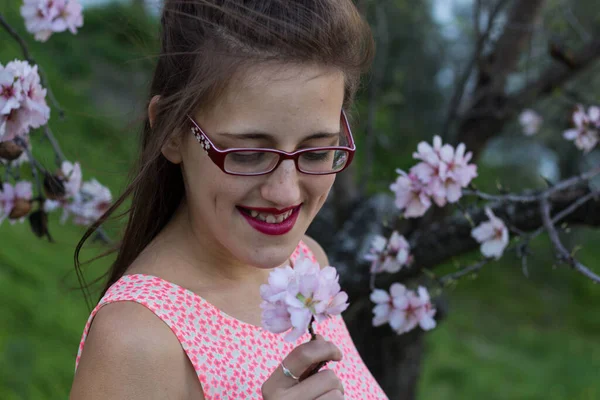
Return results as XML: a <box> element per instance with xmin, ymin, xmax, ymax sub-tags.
<box><xmin>1</xmin><ymin>0</ymin><xmax>599</xmax><ymax>399</ymax></box>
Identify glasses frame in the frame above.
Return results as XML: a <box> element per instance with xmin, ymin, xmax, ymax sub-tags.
<box><xmin>186</xmin><ymin>110</ymin><xmax>356</xmax><ymax>176</ymax></box>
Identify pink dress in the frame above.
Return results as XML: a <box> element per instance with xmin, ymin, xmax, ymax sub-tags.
<box><xmin>75</xmin><ymin>241</ymin><xmax>388</xmax><ymax>399</ymax></box>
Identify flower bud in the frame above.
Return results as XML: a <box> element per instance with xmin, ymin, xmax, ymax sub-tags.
<box><xmin>44</xmin><ymin>174</ymin><xmax>66</xmax><ymax>200</ymax></box>
<box><xmin>9</xmin><ymin>198</ymin><xmax>32</xmax><ymax>219</ymax></box>
<box><xmin>0</xmin><ymin>141</ymin><xmax>24</xmax><ymax>161</ymax></box>
<box><xmin>29</xmin><ymin>209</ymin><xmax>51</xmax><ymax>240</ymax></box>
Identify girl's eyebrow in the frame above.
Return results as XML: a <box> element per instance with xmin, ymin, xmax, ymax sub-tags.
<box><xmin>217</xmin><ymin>131</ymin><xmax>340</xmax><ymax>141</ymax></box>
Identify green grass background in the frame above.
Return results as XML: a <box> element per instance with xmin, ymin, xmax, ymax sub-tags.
<box><xmin>1</xmin><ymin>3</ymin><xmax>599</xmax><ymax>399</ymax></box>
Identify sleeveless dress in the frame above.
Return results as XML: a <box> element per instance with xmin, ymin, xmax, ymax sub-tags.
<box><xmin>75</xmin><ymin>241</ymin><xmax>388</xmax><ymax>399</ymax></box>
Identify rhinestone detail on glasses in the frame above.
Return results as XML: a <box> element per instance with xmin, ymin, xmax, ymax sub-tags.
<box><xmin>191</xmin><ymin>126</ymin><xmax>211</xmax><ymax>152</ymax></box>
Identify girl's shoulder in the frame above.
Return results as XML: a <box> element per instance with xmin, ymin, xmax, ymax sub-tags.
<box><xmin>71</xmin><ymin>301</ymin><xmax>204</xmax><ymax>398</ymax></box>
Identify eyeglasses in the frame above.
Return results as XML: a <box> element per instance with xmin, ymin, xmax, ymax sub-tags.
<box><xmin>186</xmin><ymin>110</ymin><xmax>355</xmax><ymax>176</ymax></box>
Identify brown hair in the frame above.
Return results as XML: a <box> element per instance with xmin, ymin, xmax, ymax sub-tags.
<box><xmin>75</xmin><ymin>0</ymin><xmax>375</xmax><ymax>310</ymax></box>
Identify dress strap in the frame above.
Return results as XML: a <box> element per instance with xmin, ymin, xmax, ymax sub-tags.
<box><xmin>290</xmin><ymin>239</ymin><xmax>318</xmax><ymax>265</ymax></box>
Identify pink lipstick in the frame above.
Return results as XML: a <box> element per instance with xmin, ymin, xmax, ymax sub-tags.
<box><xmin>237</xmin><ymin>205</ymin><xmax>301</xmax><ymax>236</ymax></box>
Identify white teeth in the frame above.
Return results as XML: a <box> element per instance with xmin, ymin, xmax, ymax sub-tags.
<box><xmin>246</xmin><ymin>208</ymin><xmax>296</xmax><ymax>224</ymax></box>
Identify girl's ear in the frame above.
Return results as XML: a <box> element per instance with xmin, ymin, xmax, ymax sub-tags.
<box><xmin>149</xmin><ymin>95</ymin><xmax>183</xmax><ymax>164</ymax></box>
<box><xmin>148</xmin><ymin>95</ymin><xmax>160</xmax><ymax>128</ymax></box>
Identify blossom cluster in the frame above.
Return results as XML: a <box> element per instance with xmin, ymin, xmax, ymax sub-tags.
<box><xmin>364</xmin><ymin>231</ymin><xmax>412</xmax><ymax>274</ymax></box>
<box><xmin>20</xmin><ymin>0</ymin><xmax>84</xmax><ymax>42</ymax></box>
<box><xmin>260</xmin><ymin>257</ymin><xmax>349</xmax><ymax>342</ymax></box>
<box><xmin>390</xmin><ymin>136</ymin><xmax>478</xmax><ymax>218</ymax></box>
<box><xmin>44</xmin><ymin>161</ymin><xmax>112</xmax><ymax>226</ymax></box>
<box><xmin>563</xmin><ymin>105</ymin><xmax>599</xmax><ymax>153</ymax></box>
<box><xmin>370</xmin><ymin>283</ymin><xmax>436</xmax><ymax>334</ymax></box>
<box><xmin>0</xmin><ymin>60</ymin><xmax>50</xmax><ymax>142</ymax></box>
<box><xmin>0</xmin><ymin>181</ymin><xmax>33</xmax><ymax>224</ymax></box>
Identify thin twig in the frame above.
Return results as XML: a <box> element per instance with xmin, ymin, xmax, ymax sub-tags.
<box><xmin>13</xmin><ymin>136</ymin><xmax>42</xmax><ymax>196</ymax></box>
<box><xmin>563</xmin><ymin>4</ymin><xmax>592</xmax><ymax>42</ymax></box>
<box><xmin>439</xmin><ymin>259</ymin><xmax>490</xmax><ymax>285</ymax></box>
<box><xmin>540</xmin><ymin>197</ymin><xmax>600</xmax><ymax>283</ymax></box>
<box><xmin>463</xmin><ymin>166</ymin><xmax>600</xmax><ymax>202</ymax></box>
<box><xmin>43</xmin><ymin>125</ymin><xmax>67</xmax><ymax>165</ymax></box>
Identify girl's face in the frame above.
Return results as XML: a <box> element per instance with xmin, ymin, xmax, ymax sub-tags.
<box><xmin>174</xmin><ymin>63</ymin><xmax>345</xmax><ymax>269</ymax></box>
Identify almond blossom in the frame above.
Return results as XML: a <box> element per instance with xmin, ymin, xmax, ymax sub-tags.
<box><xmin>391</xmin><ymin>136</ymin><xmax>477</xmax><ymax>218</ymax></box>
<box><xmin>260</xmin><ymin>257</ymin><xmax>349</xmax><ymax>342</ymax></box>
<box><xmin>0</xmin><ymin>181</ymin><xmax>33</xmax><ymax>225</ymax></box>
<box><xmin>471</xmin><ymin>207</ymin><xmax>509</xmax><ymax>259</ymax></box>
<box><xmin>21</xmin><ymin>0</ymin><xmax>84</xmax><ymax>42</ymax></box>
<box><xmin>364</xmin><ymin>231</ymin><xmax>412</xmax><ymax>274</ymax></box>
<box><xmin>66</xmin><ymin>179</ymin><xmax>112</xmax><ymax>225</ymax></box>
<box><xmin>0</xmin><ymin>68</ymin><xmax>22</xmax><ymax>115</ymax></box>
<box><xmin>370</xmin><ymin>283</ymin><xmax>436</xmax><ymax>334</ymax></box>
<box><xmin>46</xmin><ymin>176</ymin><xmax>112</xmax><ymax>225</ymax></box>
<box><xmin>518</xmin><ymin>109</ymin><xmax>543</xmax><ymax>136</ymax></box>
<box><xmin>0</xmin><ymin>60</ymin><xmax>50</xmax><ymax>142</ymax></box>
<box><xmin>389</xmin><ymin>170</ymin><xmax>432</xmax><ymax>217</ymax></box>
<box><xmin>563</xmin><ymin>104</ymin><xmax>599</xmax><ymax>153</ymax></box>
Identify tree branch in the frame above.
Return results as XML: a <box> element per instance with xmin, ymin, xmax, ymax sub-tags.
<box><xmin>507</xmin><ymin>38</ymin><xmax>600</xmax><ymax>112</ymax></box>
<box><xmin>343</xmin><ymin>181</ymin><xmax>600</xmax><ymax>297</ymax></box>
<box><xmin>540</xmin><ymin>196</ymin><xmax>600</xmax><ymax>283</ymax></box>
<box><xmin>441</xmin><ymin>0</ymin><xmax>510</xmax><ymax>141</ymax></box>
<box><xmin>456</xmin><ymin>0</ymin><xmax>547</xmax><ymax>155</ymax></box>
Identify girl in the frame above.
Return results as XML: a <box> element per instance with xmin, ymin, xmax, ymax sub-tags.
<box><xmin>70</xmin><ymin>1</ymin><xmax>385</xmax><ymax>399</ymax></box>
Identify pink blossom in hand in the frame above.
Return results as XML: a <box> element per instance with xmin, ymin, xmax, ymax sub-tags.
<box><xmin>518</xmin><ymin>109</ymin><xmax>543</xmax><ymax>136</ymax></box>
<box><xmin>471</xmin><ymin>207</ymin><xmax>509</xmax><ymax>259</ymax></box>
<box><xmin>390</xmin><ymin>170</ymin><xmax>432</xmax><ymax>218</ymax></box>
<box><xmin>261</xmin><ymin>257</ymin><xmax>349</xmax><ymax>342</ymax></box>
<box><xmin>260</xmin><ymin>301</ymin><xmax>292</xmax><ymax>334</ymax></box>
<box><xmin>563</xmin><ymin>105</ymin><xmax>599</xmax><ymax>153</ymax></box>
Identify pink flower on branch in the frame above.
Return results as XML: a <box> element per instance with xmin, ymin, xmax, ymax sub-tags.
<box><xmin>519</xmin><ymin>109</ymin><xmax>543</xmax><ymax>136</ymax></box>
<box><xmin>471</xmin><ymin>207</ymin><xmax>509</xmax><ymax>260</ymax></box>
<box><xmin>21</xmin><ymin>0</ymin><xmax>84</xmax><ymax>42</ymax></box>
<box><xmin>563</xmin><ymin>104</ymin><xmax>599</xmax><ymax>153</ymax></box>
<box><xmin>260</xmin><ymin>257</ymin><xmax>349</xmax><ymax>342</ymax></box>
<box><xmin>364</xmin><ymin>231</ymin><xmax>412</xmax><ymax>274</ymax></box>
<box><xmin>370</xmin><ymin>283</ymin><xmax>436</xmax><ymax>334</ymax></box>
<box><xmin>390</xmin><ymin>170</ymin><xmax>432</xmax><ymax>218</ymax></box>
<box><xmin>391</xmin><ymin>136</ymin><xmax>477</xmax><ymax>218</ymax></box>
<box><xmin>0</xmin><ymin>60</ymin><xmax>50</xmax><ymax>142</ymax></box>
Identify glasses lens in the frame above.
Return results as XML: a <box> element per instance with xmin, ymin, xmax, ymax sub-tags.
<box><xmin>298</xmin><ymin>149</ymin><xmax>349</xmax><ymax>174</ymax></box>
<box><xmin>224</xmin><ymin>151</ymin><xmax>279</xmax><ymax>174</ymax></box>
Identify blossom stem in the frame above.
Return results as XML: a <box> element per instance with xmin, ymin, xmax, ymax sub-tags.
<box><xmin>300</xmin><ymin>316</ymin><xmax>327</xmax><ymax>382</ymax></box>
<box><xmin>308</xmin><ymin>316</ymin><xmax>316</xmax><ymax>340</ymax></box>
